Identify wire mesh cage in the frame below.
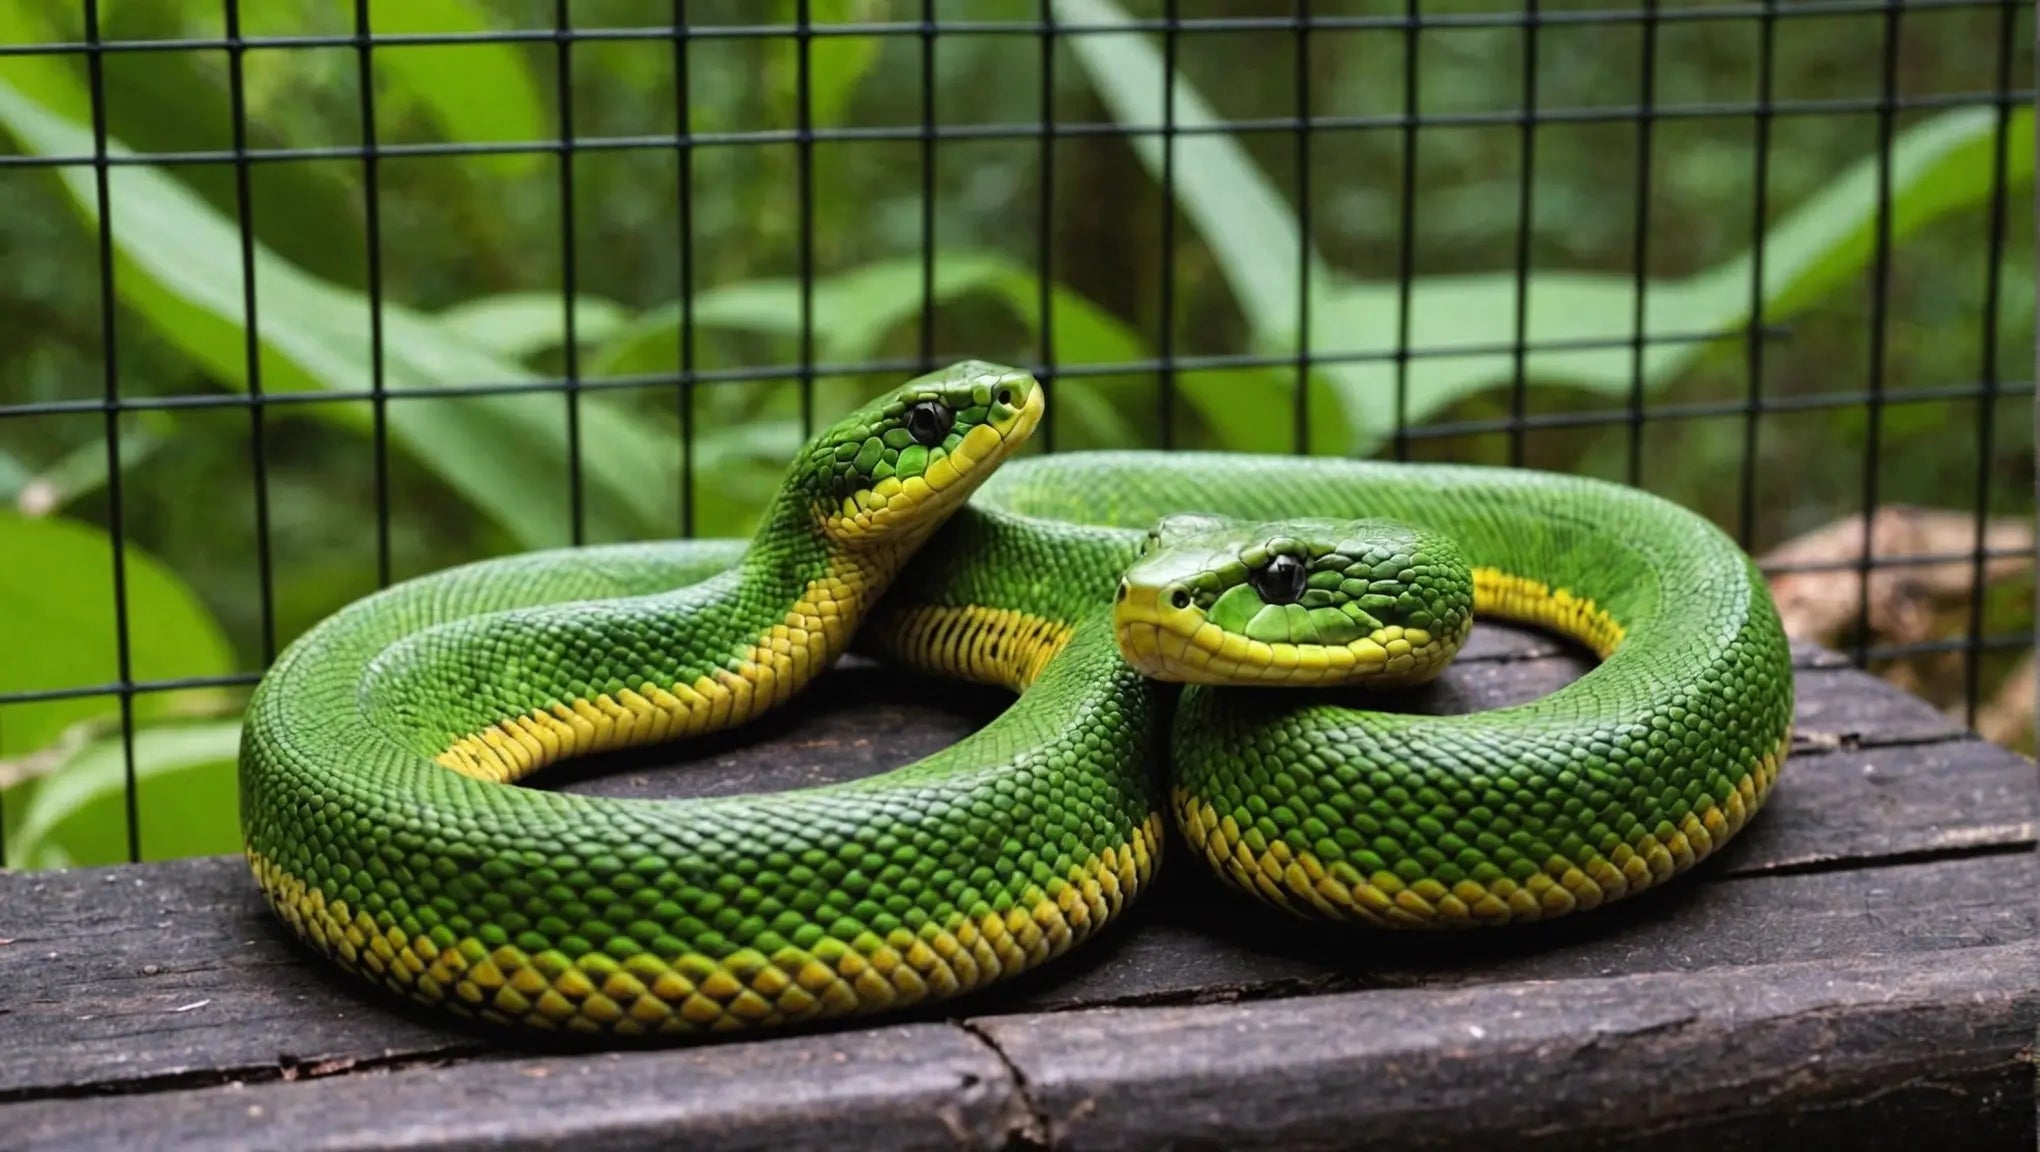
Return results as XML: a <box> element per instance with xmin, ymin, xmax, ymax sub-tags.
<box><xmin>0</xmin><ymin>0</ymin><xmax>2030</xmax><ymax>869</ymax></box>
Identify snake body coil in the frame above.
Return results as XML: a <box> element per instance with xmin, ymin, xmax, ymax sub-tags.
<box><xmin>240</xmin><ymin>363</ymin><xmax>1793</xmax><ymax>1037</ymax></box>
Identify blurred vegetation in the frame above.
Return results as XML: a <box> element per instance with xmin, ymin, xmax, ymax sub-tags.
<box><xmin>0</xmin><ymin>0</ymin><xmax>2031</xmax><ymax>868</ymax></box>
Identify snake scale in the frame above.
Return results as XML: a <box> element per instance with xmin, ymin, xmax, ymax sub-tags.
<box><xmin>240</xmin><ymin>362</ymin><xmax>1794</xmax><ymax>1037</ymax></box>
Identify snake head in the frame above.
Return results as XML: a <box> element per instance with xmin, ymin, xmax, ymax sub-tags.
<box><xmin>1114</xmin><ymin>515</ymin><xmax>1475</xmax><ymax>687</ymax></box>
<box><xmin>810</xmin><ymin>361</ymin><xmax>1043</xmax><ymax>548</ymax></box>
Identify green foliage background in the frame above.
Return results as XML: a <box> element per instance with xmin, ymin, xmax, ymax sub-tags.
<box><xmin>0</xmin><ymin>0</ymin><xmax>2031</xmax><ymax>868</ymax></box>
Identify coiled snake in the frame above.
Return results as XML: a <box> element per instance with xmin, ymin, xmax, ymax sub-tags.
<box><xmin>241</xmin><ymin>362</ymin><xmax>1793</xmax><ymax>1037</ymax></box>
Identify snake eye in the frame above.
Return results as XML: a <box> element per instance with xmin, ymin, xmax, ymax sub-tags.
<box><xmin>906</xmin><ymin>401</ymin><xmax>954</xmax><ymax>447</ymax></box>
<box><xmin>1251</xmin><ymin>554</ymin><xmax>1307</xmax><ymax>605</ymax></box>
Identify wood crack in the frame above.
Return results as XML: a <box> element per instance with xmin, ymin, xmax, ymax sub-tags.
<box><xmin>953</xmin><ymin>1018</ymin><xmax>1050</xmax><ymax>1151</ymax></box>
<box><xmin>0</xmin><ymin>1044</ymin><xmax>483</xmax><ymax>1106</ymax></box>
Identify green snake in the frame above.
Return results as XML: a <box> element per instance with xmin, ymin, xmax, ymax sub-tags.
<box><xmin>240</xmin><ymin>362</ymin><xmax>1794</xmax><ymax>1036</ymax></box>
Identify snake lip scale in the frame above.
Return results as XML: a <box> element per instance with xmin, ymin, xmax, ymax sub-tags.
<box><xmin>240</xmin><ymin>360</ymin><xmax>1794</xmax><ymax>1039</ymax></box>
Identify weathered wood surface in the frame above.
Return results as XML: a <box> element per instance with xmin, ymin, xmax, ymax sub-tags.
<box><xmin>1</xmin><ymin>625</ymin><xmax>2033</xmax><ymax>1150</ymax></box>
<box><xmin>977</xmin><ymin>940</ymin><xmax>2040</xmax><ymax>1152</ymax></box>
<box><xmin>0</xmin><ymin>1022</ymin><xmax>1029</xmax><ymax>1152</ymax></box>
<box><xmin>5</xmin><ymin>941</ymin><xmax>2031</xmax><ymax>1152</ymax></box>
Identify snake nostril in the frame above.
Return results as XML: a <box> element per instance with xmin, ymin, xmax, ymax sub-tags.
<box><xmin>1169</xmin><ymin>587</ymin><xmax>1191</xmax><ymax>611</ymax></box>
<box><xmin>1116</xmin><ymin>580</ymin><xmax>1129</xmax><ymax>602</ymax></box>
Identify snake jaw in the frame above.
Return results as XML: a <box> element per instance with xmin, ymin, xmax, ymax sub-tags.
<box><xmin>1114</xmin><ymin>581</ymin><xmax>1228</xmax><ymax>684</ymax></box>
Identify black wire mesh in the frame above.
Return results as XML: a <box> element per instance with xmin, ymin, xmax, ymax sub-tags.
<box><xmin>0</xmin><ymin>0</ymin><xmax>2030</xmax><ymax>867</ymax></box>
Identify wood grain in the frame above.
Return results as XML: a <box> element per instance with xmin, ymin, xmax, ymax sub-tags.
<box><xmin>5</xmin><ymin>940</ymin><xmax>2031</xmax><ymax>1151</ymax></box>
<box><xmin>973</xmin><ymin>939</ymin><xmax>2040</xmax><ymax>1152</ymax></box>
<box><xmin>0</xmin><ymin>1023</ymin><xmax>1027</xmax><ymax>1152</ymax></box>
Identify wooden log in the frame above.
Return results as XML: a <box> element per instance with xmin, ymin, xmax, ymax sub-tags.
<box><xmin>4</xmin><ymin>942</ymin><xmax>2031</xmax><ymax>1152</ymax></box>
<box><xmin>0</xmin><ymin>857</ymin><xmax>472</xmax><ymax>1100</ymax></box>
<box><xmin>1789</xmin><ymin>666</ymin><xmax>1971</xmax><ymax>748</ymax></box>
<box><xmin>1725</xmin><ymin>737</ymin><xmax>2037</xmax><ymax>874</ymax></box>
<box><xmin>0</xmin><ymin>1022</ymin><xmax>1029</xmax><ymax>1152</ymax></box>
<box><xmin>972</xmin><ymin>939</ymin><xmax>2040</xmax><ymax>1152</ymax></box>
<box><xmin>2</xmin><ymin>849</ymin><xmax>2031</xmax><ymax>1102</ymax></box>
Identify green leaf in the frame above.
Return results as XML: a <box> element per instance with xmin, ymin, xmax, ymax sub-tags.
<box><xmin>1673</xmin><ymin>105</ymin><xmax>2037</xmax><ymax>328</ymax></box>
<box><xmin>0</xmin><ymin>512</ymin><xmax>235</xmax><ymax>760</ymax></box>
<box><xmin>590</xmin><ymin>254</ymin><xmax>998</xmax><ymax>373</ymax></box>
<box><xmin>4</xmin><ymin>720</ymin><xmax>242</xmax><ymax>869</ymax></box>
<box><xmin>0</xmin><ymin>0</ymin><xmax>86</xmax><ymax>123</ymax></box>
<box><xmin>0</xmin><ymin>0</ymin><xmax>370</xmax><ymax>286</ymax></box>
<box><xmin>806</xmin><ymin>0</ymin><xmax>885</xmax><ymax>128</ymax></box>
<box><xmin>435</xmin><ymin>293</ymin><xmax>631</xmax><ymax>363</ymax></box>
<box><xmin>1299</xmin><ymin>273</ymin><xmax>1664</xmax><ymax>453</ymax></box>
<box><xmin>1304</xmin><ymin>105</ymin><xmax>2036</xmax><ymax>452</ymax></box>
<box><xmin>369</xmin><ymin>0</ymin><xmax>548</xmax><ymax>178</ymax></box>
<box><xmin>0</xmin><ymin>78</ymin><xmax>680</xmax><ymax>549</ymax></box>
<box><xmin>1056</xmin><ymin>0</ymin><xmax>2034</xmax><ymax>454</ymax></box>
<box><xmin>599</xmin><ymin>250</ymin><xmax>1166</xmax><ymax>369</ymax></box>
<box><xmin>592</xmin><ymin>251</ymin><xmax>1156</xmax><ymax>448</ymax></box>
<box><xmin>1053</xmin><ymin>0</ymin><xmax>1333</xmax><ymax>343</ymax></box>
<box><xmin>1172</xmin><ymin>368</ymin><xmax>1318</xmax><ymax>454</ymax></box>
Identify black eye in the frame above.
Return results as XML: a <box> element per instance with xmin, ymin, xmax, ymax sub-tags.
<box><xmin>1251</xmin><ymin>554</ymin><xmax>1307</xmax><ymax>605</ymax></box>
<box><xmin>906</xmin><ymin>401</ymin><xmax>954</xmax><ymax>447</ymax></box>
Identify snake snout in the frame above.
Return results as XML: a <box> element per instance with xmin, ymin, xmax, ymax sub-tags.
<box><xmin>1111</xmin><ymin>577</ymin><xmax>1212</xmax><ymax>682</ymax></box>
